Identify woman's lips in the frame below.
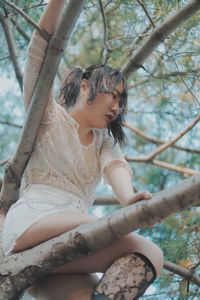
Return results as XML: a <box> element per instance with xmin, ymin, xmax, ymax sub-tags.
<box><xmin>105</xmin><ymin>114</ymin><xmax>114</xmax><ymax>122</ymax></box>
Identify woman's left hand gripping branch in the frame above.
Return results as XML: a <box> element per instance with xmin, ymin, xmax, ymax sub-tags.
<box><xmin>127</xmin><ymin>191</ymin><xmax>152</xmax><ymax>205</ymax></box>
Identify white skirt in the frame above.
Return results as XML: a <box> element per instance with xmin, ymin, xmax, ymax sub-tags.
<box><xmin>2</xmin><ymin>184</ymin><xmax>88</xmax><ymax>255</ymax></box>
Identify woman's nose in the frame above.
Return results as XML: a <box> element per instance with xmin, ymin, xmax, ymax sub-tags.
<box><xmin>111</xmin><ymin>102</ymin><xmax>120</xmax><ymax>116</ymax></box>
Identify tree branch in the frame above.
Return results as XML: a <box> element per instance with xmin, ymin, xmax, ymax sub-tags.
<box><xmin>0</xmin><ymin>173</ymin><xmax>200</xmax><ymax>298</ymax></box>
<box><xmin>164</xmin><ymin>260</ymin><xmax>200</xmax><ymax>287</ymax></box>
<box><xmin>143</xmin><ymin>114</ymin><xmax>200</xmax><ymax>161</ymax></box>
<box><xmin>0</xmin><ymin>0</ymin><xmax>87</xmax><ymax>213</ymax></box>
<box><xmin>126</xmin><ymin>155</ymin><xmax>199</xmax><ymax>176</ymax></box>
<box><xmin>98</xmin><ymin>0</ymin><xmax>112</xmax><ymax>64</ymax></box>
<box><xmin>0</xmin><ymin>120</ymin><xmax>22</xmax><ymax>128</ymax></box>
<box><xmin>124</xmin><ymin>115</ymin><xmax>200</xmax><ymax>175</ymax></box>
<box><xmin>0</xmin><ymin>160</ymin><xmax>8</xmax><ymax>167</ymax></box>
<box><xmin>122</xmin><ymin>0</ymin><xmax>200</xmax><ymax>78</ymax></box>
<box><xmin>125</xmin><ymin>122</ymin><xmax>200</xmax><ymax>155</ymax></box>
<box><xmin>0</xmin><ymin>0</ymin><xmax>50</xmax><ymax>41</ymax></box>
<box><xmin>11</xmin><ymin>18</ymin><xmax>30</xmax><ymax>43</ymax></box>
<box><xmin>136</xmin><ymin>0</ymin><xmax>155</xmax><ymax>28</ymax></box>
<box><xmin>0</xmin><ymin>13</ymin><xmax>23</xmax><ymax>91</ymax></box>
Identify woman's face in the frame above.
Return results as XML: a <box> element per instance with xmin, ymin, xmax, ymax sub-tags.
<box><xmin>82</xmin><ymin>80</ymin><xmax>124</xmax><ymax>129</ymax></box>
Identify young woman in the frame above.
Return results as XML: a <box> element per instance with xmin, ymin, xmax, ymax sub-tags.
<box><xmin>2</xmin><ymin>1</ymin><xmax>164</xmax><ymax>299</ymax></box>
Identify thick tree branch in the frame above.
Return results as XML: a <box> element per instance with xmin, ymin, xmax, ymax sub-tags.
<box><xmin>122</xmin><ymin>0</ymin><xmax>200</xmax><ymax>78</ymax></box>
<box><xmin>0</xmin><ymin>173</ymin><xmax>200</xmax><ymax>299</ymax></box>
<box><xmin>0</xmin><ymin>0</ymin><xmax>87</xmax><ymax>213</ymax></box>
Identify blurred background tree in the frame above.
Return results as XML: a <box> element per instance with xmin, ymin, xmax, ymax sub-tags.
<box><xmin>0</xmin><ymin>0</ymin><xmax>199</xmax><ymax>299</ymax></box>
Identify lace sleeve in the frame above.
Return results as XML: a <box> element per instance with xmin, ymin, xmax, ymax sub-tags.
<box><xmin>100</xmin><ymin>132</ymin><xmax>133</xmax><ymax>180</ymax></box>
<box><xmin>23</xmin><ymin>30</ymin><xmax>56</xmax><ymax>122</ymax></box>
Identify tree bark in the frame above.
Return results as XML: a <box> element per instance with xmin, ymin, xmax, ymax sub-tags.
<box><xmin>0</xmin><ymin>0</ymin><xmax>87</xmax><ymax>212</ymax></box>
<box><xmin>0</xmin><ymin>173</ymin><xmax>200</xmax><ymax>299</ymax></box>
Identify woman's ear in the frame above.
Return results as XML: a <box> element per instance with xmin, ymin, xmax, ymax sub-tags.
<box><xmin>80</xmin><ymin>79</ymin><xmax>89</xmax><ymax>97</ymax></box>
<box><xmin>81</xmin><ymin>79</ymin><xmax>89</xmax><ymax>90</ymax></box>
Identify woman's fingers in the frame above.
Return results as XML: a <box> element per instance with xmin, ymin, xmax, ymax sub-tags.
<box><xmin>129</xmin><ymin>191</ymin><xmax>152</xmax><ymax>204</ymax></box>
<box><xmin>141</xmin><ymin>191</ymin><xmax>152</xmax><ymax>200</ymax></box>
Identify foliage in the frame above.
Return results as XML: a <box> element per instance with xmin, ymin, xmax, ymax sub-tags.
<box><xmin>0</xmin><ymin>0</ymin><xmax>199</xmax><ymax>299</ymax></box>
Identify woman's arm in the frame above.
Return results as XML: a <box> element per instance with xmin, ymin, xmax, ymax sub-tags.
<box><xmin>23</xmin><ymin>0</ymin><xmax>65</xmax><ymax>112</ymax></box>
<box><xmin>38</xmin><ymin>0</ymin><xmax>65</xmax><ymax>35</ymax></box>
<box><xmin>105</xmin><ymin>165</ymin><xmax>152</xmax><ymax>207</ymax></box>
<box><xmin>100</xmin><ymin>133</ymin><xmax>152</xmax><ymax>206</ymax></box>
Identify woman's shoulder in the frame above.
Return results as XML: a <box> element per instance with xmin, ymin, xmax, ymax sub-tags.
<box><xmin>93</xmin><ymin>129</ymin><xmax>115</xmax><ymax>149</ymax></box>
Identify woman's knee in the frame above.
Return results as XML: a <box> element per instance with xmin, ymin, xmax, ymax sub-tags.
<box><xmin>119</xmin><ymin>233</ymin><xmax>164</xmax><ymax>276</ymax></box>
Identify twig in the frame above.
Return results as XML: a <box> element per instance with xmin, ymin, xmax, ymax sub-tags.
<box><xmin>0</xmin><ymin>159</ymin><xmax>8</xmax><ymax>167</ymax></box>
<box><xmin>98</xmin><ymin>0</ymin><xmax>112</xmax><ymax>64</ymax></box>
<box><xmin>0</xmin><ymin>55</ymin><xmax>10</xmax><ymax>61</ymax></box>
<box><xmin>122</xmin><ymin>0</ymin><xmax>200</xmax><ymax>78</ymax></box>
<box><xmin>125</xmin><ymin>122</ymin><xmax>200</xmax><ymax>155</ymax></box>
<box><xmin>0</xmin><ymin>12</ymin><xmax>23</xmax><ymax>91</ymax></box>
<box><xmin>128</xmin><ymin>68</ymin><xmax>200</xmax><ymax>89</ymax></box>
<box><xmin>144</xmin><ymin>114</ymin><xmax>200</xmax><ymax>160</ymax></box>
<box><xmin>164</xmin><ymin>260</ymin><xmax>200</xmax><ymax>287</ymax></box>
<box><xmin>172</xmin><ymin>57</ymin><xmax>200</xmax><ymax>109</ymax></box>
<box><xmin>0</xmin><ymin>0</ymin><xmax>50</xmax><ymax>41</ymax></box>
<box><xmin>125</xmin><ymin>155</ymin><xmax>199</xmax><ymax>176</ymax></box>
<box><xmin>11</xmin><ymin>18</ymin><xmax>30</xmax><ymax>43</ymax></box>
<box><xmin>0</xmin><ymin>120</ymin><xmax>22</xmax><ymax>128</ymax></box>
<box><xmin>136</xmin><ymin>0</ymin><xmax>155</xmax><ymax>28</ymax></box>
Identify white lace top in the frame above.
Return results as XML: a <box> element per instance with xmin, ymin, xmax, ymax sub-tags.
<box><xmin>21</xmin><ymin>31</ymin><xmax>132</xmax><ymax>208</ymax></box>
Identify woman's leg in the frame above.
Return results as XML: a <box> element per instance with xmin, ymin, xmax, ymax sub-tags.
<box><xmin>14</xmin><ymin>211</ymin><xmax>163</xmax><ymax>299</ymax></box>
<box><xmin>28</xmin><ymin>273</ymin><xmax>99</xmax><ymax>300</ymax></box>
<box><xmin>14</xmin><ymin>211</ymin><xmax>163</xmax><ymax>276</ymax></box>
<box><xmin>52</xmin><ymin>233</ymin><xmax>163</xmax><ymax>277</ymax></box>
<box><xmin>52</xmin><ymin>233</ymin><xmax>163</xmax><ymax>300</ymax></box>
<box><xmin>13</xmin><ymin>211</ymin><xmax>98</xmax><ymax>251</ymax></box>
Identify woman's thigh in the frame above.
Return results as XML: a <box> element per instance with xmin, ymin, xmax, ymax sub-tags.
<box><xmin>28</xmin><ymin>273</ymin><xmax>99</xmax><ymax>300</ymax></box>
<box><xmin>14</xmin><ymin>211</ymin><xmax>98</xmax><ymax>252</ymax></box>
<box><xmin>14</xmin><ymin>212</ymin><xmax>163</xmax><ymax>277</ymax></box>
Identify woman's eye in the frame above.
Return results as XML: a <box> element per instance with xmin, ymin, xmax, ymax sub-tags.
<box><xmin>111</xmin><ymin>93</ymin><xmax>117</xmax><ymax>99</ymax></box>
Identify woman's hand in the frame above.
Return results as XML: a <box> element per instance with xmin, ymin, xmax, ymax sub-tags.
<box><xmin>126</xmin><ymin>191</ymin><xmax>152</xmax><ymax>206</ymax></box>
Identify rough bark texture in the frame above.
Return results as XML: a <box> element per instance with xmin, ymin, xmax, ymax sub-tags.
<box><xmin>0</xmin><ymin>174</ymin><xmax>200</xmax><ymax>299</ymax></box>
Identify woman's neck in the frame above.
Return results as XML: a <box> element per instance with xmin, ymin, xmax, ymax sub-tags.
<box><xmin>69</xmin><ymin>111</ymin><xmax>93</xmax><ymax>146</ymax></box>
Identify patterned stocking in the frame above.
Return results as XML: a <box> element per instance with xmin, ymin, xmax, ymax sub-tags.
<box><xmin>91</xmin><ymin>252</ymin><xmax>156</xmax><ymax>300</ymax></box>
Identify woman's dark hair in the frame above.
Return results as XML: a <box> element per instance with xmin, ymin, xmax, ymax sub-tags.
<box><xmin>60</xmin><ymin>64</ymin><xmax>128</xmax><ymax>144</ymax></box>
